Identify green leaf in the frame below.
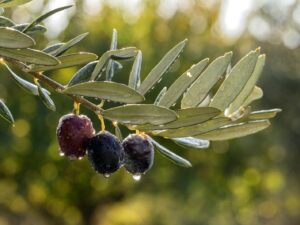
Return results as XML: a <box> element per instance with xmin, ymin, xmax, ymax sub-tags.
<box><xmin>50</xmin><ymin>32</ymin><xmax>89</xmax><ymax>56</ymax></box>
<box><xmin>103</xmin><ymin>104</ymin><xmax>177</xmax><ymax>125</ymax></box>
<box><xmin>194</xmin><ymin>120</ymin><xmax>270</xmax><ymax>141</ymax></box>
<box><xmin>0</xmin><ymin>0</ymin><xmax>32</xmax><ymax>8</ymax></box>
<box><xmin>0</xmin><ymin>16</ymin><xmax>15</xmax><ymax>27</ymax></box>
<box><xmin>155</xmin><ymin>117</ymin><xmax>230</xmax><ymax>138</ymax></box>
<box><xmin>209</xmin><ymin>49</ymin><xmax>260</xmax><ymax>110</ymax></box>
<box><xmin>91</xmin><ymin>47</ymin><xmax>137</xmax><ymax>80</ymax></box>
<box><xmin>228</xmin><ymin>54</ymin><xmax>265</xmax><ymax>114</ymax></box>
<box><xmin>0</xmin><ymin>48</ymin><xmax>59</xmax><ymax>65</ymax></box>
<box><xmin>243</xmin><ymin>86</ymin><xmax>263</xmax><ymax>107</ymax></box>
<box><xmin>30</xmin><ymin>52</ymin><xmax>97</xmax><ymax>71</ymax></box>
<box><xmin>68</xmin><ymin>61</ymin><xmax>97</xmax><ymax>86</ymax></box>
<box><xmin>138</xmin><ymin>39</ymin><xmax>187</xmax><ymax>95</ymax></box>
<box><xmin>114</xmin><ymin>123</ymin><xmax>123</xmax><ymax>141</ymax></box>
<box><xmin>135</xmin><ymin>107</ymin><xmax>220</xmax><ymax>130</ymax></box>
<box><xmin>36</xmin><ymin>82</ymin><xmax>56</xmax><ymax>111</ymax></box>
<box><xmin>106</xmin><ymin>28</ymin><xmax>118</xmax><ymax>81</ymax></box>
<box><xmin>22</xmin><ymin>5</ymin><xmax>73</xmax><ymax>33</ymax></box>
<box><xmin>0</xmin><ymin>27</ymin><xmax>35</xmax><ymax>48</ymax></box>
<box><xmin>0</xmin><ymin>99</ymin><xmax>14</xmax><ymax>124</ymax></box>
<box><xmin>13</xmin><ymin>23</ymin><xmax>46</xmax><ymax>35</ymax></box>
<box><xmin>148</xmin><ymin>136</ymin><xmax>192</xmax><ymax>168</ymax></box>
<box><xmin>63</xmin><ymin>81</ymin><xmax>145</xmax><ymax>104</ymax></box>
<box><xmin>154</xmin><ymin>87</ymin><xmax>167</xmax><ymax>105</ymax></box>
<box><xmin>2</xmin><ymin>63</ymin><xmax>49</xmax><ymax>96</ymax></box>
<box><xmin>181</xmin><ymin>52</ymin><xmax>232</xmax><ymax>108</ymax></box>
<box><xmin>158</xmin><ymin>58</ymin><xmax>209</xmax><ymax>108</ymax></box>
<box><xmin>172</xmin><ymin>137</ymin><xmax>210</xmax><ymax>149</ymax></box>
<box><xmin>248</xmin><ymin>109</ymin><xmax>282</xmax><ymax>120</ymax></box>
<box><xmin>42</xmin><ymin>43</ymin><xmax>64</xmax><ymax>55</ymax></box>
<box><xmin>128</xmin><ymin>50</ymin><xmax>142</xmax><ymax>90</ymax></box>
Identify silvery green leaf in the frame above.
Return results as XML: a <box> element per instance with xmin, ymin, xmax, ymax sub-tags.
<box><xmin>0</xmin><ymin>48</ymin><xmax>59</xmax><ymax>65</ymax></box>
<box><xmin>0</xmin><ymin>0</ymin><xmax>32</xmax><ymax>8</ymax></box>
<box><xmin>181</xmin><ymin>52</ymin><xmax>232</xmax><ymax>108</ymax></box>
<box><xmin>158</xmin><ymin>58</ymin><xmax>209</xmax><ymax>108</ymax></box>
<box><xmin>37</xmin><ymin>82</ymin><xmax>56</xmax><ymax>111</ymax></box>
<box><xmin>138</xmin><ymin>39</ymin><xmax>187</xmax><ymax>95</ymax></box>
<box><xmin>50</xmin><ymin>32</ymin><xmax>89</xmax><ymax>56</ymax></box>
<box><xmin>91</xmin><ymin>47</ymin><xmax>137</xmax><ymax>80</ymax></box>
<box><xmin>0</xmin><ymin>27</ymin><xmax>35</xmax><ymax>48</ymax></box>
<box><xmin>2</xmin><ymin>63</ymin><xmax>49</xmax><ymax>96</ymax></box>
<box><xmin>128</xmin><ymin>50</ymin><xmax>142</xmax><ymax>90</ymax></box>
<box><xmin>106</xmin><ymin>28</ymin><xmax>118</xmax><ymax>81</ymax></box>
<box><xmin>63</xmin><ymin>81</ymin><xmax>144</xmax><ymax>104</ymax></box>
<box><xmin>0</xmin><ymin>16</ymin><xmax>15</xmax><ymax>27</ymax></box>
<box><xmin>13</xmin><ymin>23</ymin><xmax>46</xmax><ymax>36</ymax></box>
<box><xmin>30</xmin><ymin>52</ymin><xmax>97</xmax><ymax>71</ymax></box>
<box><xmin>0</xmin><ymin>99</ymin><xmax>13</xmax><ymax>124</ymax></box>
<box><xmin>248</xmin><ymin>109</ymin><xmax>282</xmax><ymax>120</ymax></box>
<box><xmin>22</xmin><ymin>5</ymin><xmax>73</xmax><ymax>33</ymax></box>
<box><xmin>243</xmin><ymin>86</ymin><xmax>263</xmax><ymax>107</ymax></box>
<box><xmin>114</xmin><ymin>123</ymin><xmax>123</xmax><ymax>141</ymax></box>
<box><xmin>148</xmin><ymin>136</ymin><xmax>192</xmax><ymax>168</ymax></box>
<box><xmin>42</xmin><ymin>43</ymin><xmax>64</xmax><ymax>55</ymax></box>
<box><xmin>210</xmin><ymin>49</ymin><xmax>260</xmax><ymax>110</ymax></box>
<box><xmin>194</xmin><ymin>120</ymin><xmax>270</xmax><ymax>141</ymax></box>
<box><xmin>155</xmin><ymin>117</ymin><xmax>230</xmax><ymax>138</ymax></box>
<box><xmin>172</xmin><ymin>137</ymin><xmax>210</xmax><ymax>149</ymax></box>
<box><xmin>136</xmin><ymin>107</ymin><xmax>220</xmax><ymax>130</ymax></box>
<box><xmin>68</xmin><ymin>61</ymin><xmax>97</xmax><ymax>86</ymax></box>
<box><xmin>228</xmin><ymin>54</ymin><xmax>265</xmax><ymax>114</ymax></box>
<box><xmin>154</xmin><ymin>87</ymin><xmax>167</xmax><ymax>105</ymax></box>
<box><xmin>103</xmin><ymin>104</ymin><xmax>177</xmax><ymax>125</ymax></box>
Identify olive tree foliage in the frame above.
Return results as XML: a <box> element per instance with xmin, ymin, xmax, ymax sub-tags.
<box><xmin>0</xmin><ymin>0</ymin><xmax>280</xmax><ymax>167</ymax></box>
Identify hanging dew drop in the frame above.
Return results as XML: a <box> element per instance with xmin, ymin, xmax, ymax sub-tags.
<box><xmin>78</xmin><ymin>156</ymin><xmax>83</xmax><ymax>160</ymax></box>
<box><xmin>59</xmin><ymin>152</ymin><xmax>65</xmax><ymax>157</ymax></box>
<box><xmin>103</xmin><ymin>173</ymin><xmax>111</xmax><ymax>178</ymax></box>
<box><xmin>132</xmin><ymin>174</ymin><xmax>142</xmax><ymax>181</ymax></box>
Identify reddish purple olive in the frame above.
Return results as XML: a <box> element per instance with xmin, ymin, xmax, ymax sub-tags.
<box><xmin>87</xmin><ymin>131</ymin><xmax>124</xmax><ymax>175</ymax></box>
<box><xmin>56</xmin><ymin>113</ymin><xmax>95</xmax><ymax>159</ymax></box>
<box><xmin>122</xmin><ymin>134</ymin><xmax>154</xmax><ymax>175</ymax></box>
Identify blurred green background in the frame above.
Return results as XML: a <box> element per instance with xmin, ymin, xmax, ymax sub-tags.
<box><xmin>0</xmin><ymin>0</ymin><xmax>299</xmax><ymax>224</ymax></box>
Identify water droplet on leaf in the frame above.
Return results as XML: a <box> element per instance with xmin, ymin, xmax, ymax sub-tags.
<box><xmin>132</xmin><ymin>174</ymin><xmax>141</xmax><ymax>181</ymax></box>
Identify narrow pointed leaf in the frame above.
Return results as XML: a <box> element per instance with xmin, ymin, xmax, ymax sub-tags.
<box><xmin>138</xmin><ymin>39</ymin><xmax>187</xmax><ymax>95</ymax></box>
<box><xmin>0</xmin><ymin>99</ymin><xmax>14</xmax><ymax>124</ymax></box>
<box><xmin>114</xmin><ymin>123</ymin><xmax>123</xmax><ymax>141</ymax></box>
<box><xmin>194</xmin><ymin>120</ymin><xmax>270</xmax><ymax>141</ymax></box>
<box><xmin>0</xmin><ymin>16</ymin><xmax>15</xmax><ymax>27</ymax></box>
<box><xmin>0</xmin><ymin>0</ymin><xmax>32</xmax><ymax>8</ymax></box>
<box><xmin>228</xmin><ymin>54</ymin><xmax>265</xmax><ymax>114</ymax></box>
<box><xmin>158</xmin><ymin>58</ymin><xmax>209</xmax><ymax>108</ymax></box>
<box><xmin>91</xmin><ymin>47</ymin><xmax>137</xmax><ymax>80</ymax></box>
<box><xmin>63</xmin><ymin>81</ymin><xmax>145</xmax><ymax>104</ymax></box>
<box><xmin>154</xmin><ymin>87</ymin><xmax>167</xmax><ymax>105</ymax></box>
<box><xmin>42</xmin><ymin>43</ymin><xmax>64</xmax><ymax>54</ymax></box>
<box><xmin>30</xmin><ymin>52</ymin><xmax>97</xmax><ymax>71</ymax></box>
<box><xmin>103</xmin><ymin>104</ymin><xmax>177</xmax><ymax>125</ymax></box>
<box><xmin>68</xmin><ymin>61</ymin><xmax>97</xmax><ymax>86</ymax></box>
<box><xmin>248</xmin><ymin>109</ymin><xmax>282</xmax><ymax>120</ymax></box>
<box><xmin>172</xmin><ymin>137</ymin><xmax>210</xmax><ymax>149</ymax></box>
<box><xmin>37</xmin><ymin>83</ymin><xmax>56</xmax><ymax>111</ymax></box>
<box><xmin>106</xmin><ymin>29</ymin><xmax>118</xmax><ymax>81</ymax></box>
<box><xmin>149</xmin><ymin>136</ymin><xmax>192</xmax><ymax>168</ymax></box>
<box><xmin>243</xmin><ymin>86</ymin><xmax>263</xmax><ymax>107</ymax></box>
<box><xmin>0</xmin><ymin>27</ymin><xmax>35</xmax><ymax>48</ymax></box>
<box><xmin>0</xmin><ymin>48</ymin><xmax>59</xmax><ymax>65</ymax></box>
<box><xmin>50</xmin><ymin>32</ymin><xmax>89</xmax><ymax>56</ymax></box>
<box><xmin>22</xmin><ymin>5</ymin><xmax>73</xmax><ymax>33</ymax></box>
<box><xmin>128</xmin><ymin>50</ymin><xmax>142</xmax><ymax>90</ymax></box>
<box><xmin>136</xmin><ymin>107</ymin><xmax>220</xmax><ymax>130</ymax></box>
<box><xmin>2</xmin><ymin>63</ymin><xmax>49</xmax><ymax>95</ymax></box>
<box><xmin>181</xmin><ymin>52</ymin><xmax>232</xmax><ymax>108</ymax></box>
<box><xmin>156</xmin><ymin>117</ymin><xmax>230</xmax><ymax>138</ymax></box>
<box><xmin>13</xmin><ymin>23</ymin><xmax>46</xmax><ymax>35</ymax></box>
<box><xmin>210</xmin><ymin>49</ymin><xmax>260</xmax><ymax>110</ymax></box>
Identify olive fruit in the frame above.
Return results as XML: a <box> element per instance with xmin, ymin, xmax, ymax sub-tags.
<box><xmin>87</xmin><ymin>131</ymin><xmax>124</xmax><ymax>175</ymax></box>
<box><xmin>122</xmin><ymin>134</ymin><xmax>154</xmax><ymax>175</ymax></box>
<box><xmin>56</xmin><ymin>113</ymin><xmax>95</xmax><ymax>159</ymax></box>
